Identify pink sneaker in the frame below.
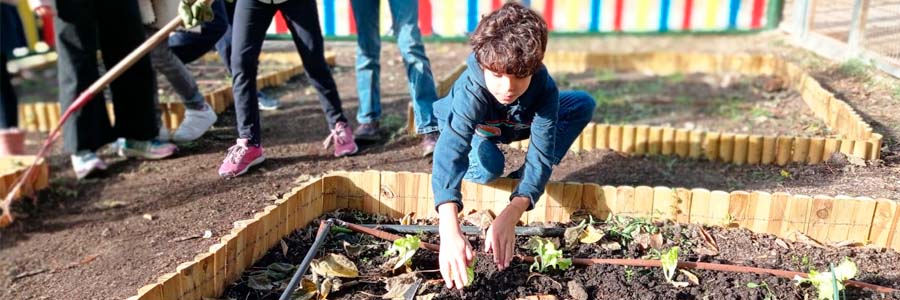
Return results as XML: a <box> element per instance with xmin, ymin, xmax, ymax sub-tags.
<box><xmin>322</xmin><ymin>121</ymin><xmax>358</xmax><ymax>157</ymax></box>
<box><xmin>218</xmin><ymin>139</ymin><xmax>265</xmax><ymax>178</ymax></box>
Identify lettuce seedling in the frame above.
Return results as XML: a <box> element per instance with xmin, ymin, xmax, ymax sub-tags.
<box><xmin>793</xmin><ymin>258</ymin><xmax>858</xmax><ymax>300</ymax></box>
<box><xmin>384</xmin><ymin>235</ymin><xmax>420</xmax><ymax>270</ymax></box>
<box><xmin>660</xmin><ymin>247</ymin><xmax>689</xmax><ymax>287</ymax></box>
<box><xmin>528</xmin><ymin>237</ymin><xmax>572</xmax><ymax>273</ymax></box>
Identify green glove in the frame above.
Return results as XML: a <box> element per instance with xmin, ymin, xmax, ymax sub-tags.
<box><xmin>179</xmin><ymin>0</ymin><xmax>214</xmax><ymax>28</ymax></box>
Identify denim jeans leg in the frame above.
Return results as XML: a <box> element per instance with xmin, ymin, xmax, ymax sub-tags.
<box><xmin>553</xmin><ymin>91</ymin><xmax>597</xmax><ymax>163</ymax></box>
<box><xmin>351</xmin><ymin>0</ymin><xmax>381</xmax><ymax>125</ymax></box>
<box><xmin>389</xmin><ymin>0</ymin><xmax>438</xmax><ymax>134</ymax></box>
<box><xmin>463</xmin><ymin>135</ymin><xmax>505</xmax><ymax>184</ymax></box>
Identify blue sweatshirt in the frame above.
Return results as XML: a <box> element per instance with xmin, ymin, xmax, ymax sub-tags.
<box><xmin>432</xmin><ymin>53</ymin><xmax>559</xmax><ymax>211</ymax></box>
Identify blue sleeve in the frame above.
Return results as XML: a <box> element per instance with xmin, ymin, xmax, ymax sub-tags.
<box><xmin>512</xmin><ymin>85</ymin><xmax>559</xmax><ymax>210</ymax></box>
<box><xmin>432</xmin><ymin>84</ymin><xmax>485</xmax><ymax>211</ymax></box>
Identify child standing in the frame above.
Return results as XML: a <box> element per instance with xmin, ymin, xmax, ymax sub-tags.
<box><xmin>217</xmin><ymin>0</ymin><xmax>357</xmax><ymax>178</ymax></box>
<box><xmin>431</xmin><ymin>3</ymin><xmax>596</xmax><ymax>289</ymax></box>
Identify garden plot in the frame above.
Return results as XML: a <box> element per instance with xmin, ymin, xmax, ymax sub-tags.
<box><xmin>221</xmin><ymin>210</ymin><xmax>900</xmax><ymax>300</ymax></box>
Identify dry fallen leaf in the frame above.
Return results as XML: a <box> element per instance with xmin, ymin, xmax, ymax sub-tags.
<box><xmin>679</xmin><ymin>269</ymin><xmax>700</xmax><ymax>286</ymax></box>
<box><xmin>281</xmin><ymin>239</ymin><xmax>289</xmax><ymax>257</ymax></box>
<box><xmin>94</xmin><ymin>199</ymin><xmax>128</xmax><ymax>210</ymax></box>
<box><xmin>775</xmin><ymin>238</ymin><xmax>792</xmax><ymax>250</ymax></box>
<box><xmin>142</xmin><ymin>214</ymin><xmax>155</xmax><ymax>221</ymax></box>
<box><xmin>601</xmin><ymin>241</ymin><xmax>622</xmax><ymax>251</ymax></box>
<box><xmin>416</xmin><ymin>294</ymin><xmax>436</xmax><ymax>300</ymax></box>
<box><xmin>564</xmin><ymin>222</ymin><xmax>587</xmax><ymax>246</ymax></box>
<box><xmin>465</xmin><ymin>210</ymin><xmax>494</xmax><ymax>232</ymax></box>
<box><xmin>649</xmin><ymin>233</ymin><xmax>664</xmax><ymax>249</ymax></box>
<box><xmin>343</xmin><ymin>240</ymin><xmax>369</xmax><ymax>258</ymax></box>
<box><xmin>633</xmin><ymin>232</ymin><xmax>652</xmax><ymax>249</ymax></box>
<box><xmin>794</xmin><ymin>232</ymin><xmax>828</xmax><ymax>249</ymax></box>
<box><xmin>399</xmin><ymin>212</ymin><xmax>416</xmax><ymax>226</ymax></box>
<box><xmin>310</xmin><ymin>254</ymin><xmax>359</xmax><ymax>278</ymax></box>
<box><xmin>578</xmin><ymin>226</ymin><xmax>604</xmax><ymax>244</ymax></box>
<box><xmin>831</xmin><ymin>240</ymin><xmax>863</xmax><ymax>248</ymax></box>
<box><xmin>382</xmin><ymin>273</ymin><xmax>419</xmax><ymax>299</ymax></box>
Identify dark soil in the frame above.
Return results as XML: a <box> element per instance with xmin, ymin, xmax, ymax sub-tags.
<box><xmin>556</xmin><ymin>72</ymin><xmax>831</xmax><ymax>137</ymax></box>
<box><xmin>2</xmin><ymin>34</ymin><xmax>899</xmax><ymax>300</ymax></box>
<box><xmin>223</xmin><ymin>210</ymin><xmax>900</xmax><ymax>300</ymax></box>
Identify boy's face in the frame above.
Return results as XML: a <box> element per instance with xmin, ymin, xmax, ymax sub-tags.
<box><xmin>483</xmin><ymin>69</ymin><xmax>532</xmax><ymax>105</ymax></box>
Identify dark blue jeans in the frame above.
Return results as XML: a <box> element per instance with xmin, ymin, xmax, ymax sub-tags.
<box><xmin>167</xmin><ymin>0</ymin><xmax>229</xmax><ymax>65</ymax></box>
<box><xmin>464</xmin><ymin>91</ymin><xmax>596</xmax><ymax>184</ymax></box>
<box><xmin>351</xmin><ymin>0</ymin><xmax>438</xmax><ymax>134</ymax></box>
<box><xmin>231</xmin><ymin>0</ymin><xmax>345</xmax><ymax>145</ymax></box>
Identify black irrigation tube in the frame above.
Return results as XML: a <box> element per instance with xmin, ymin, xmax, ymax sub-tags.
<box><xmin>358</xmin><ymin>224</ymin><xmax>565</xmax><ymax>237</ymax></box>
<box><xmin>279</xmin><ymin>219</ymin><xmax>334</xmax><ymax>300</ymax></box>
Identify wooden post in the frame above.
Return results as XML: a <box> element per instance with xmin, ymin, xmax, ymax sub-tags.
<box><xmin>651</xmin><ymin>186</ymin><xmax>675</xmax><ymax>221</ymax></box>
<box><xmin>776</xmin><ymin>136</ymin><xmax>794</xmax><ymax>166</ymax></box>
<box><xmin>718</xmin><ymin>133</ymin><xmax>735</xmax><ymax>163</ymax></box>
<box><xmin>688</xmin><ymin>130</ymin><xmax>703</xmax><ymax>159</ymax></box>
<box><xmin>614</xmin><ymin>186</ymin><xmax>635</xmax><ymax>217</ymax></box>
<box><xmin>674</xmin><ymin>129</ymin><xmax>690</xmax><ymax>158</ymax></box>
<box><xmin>661</xmin><ymin>127</ymin><xmax>676</xmax><ymax>155</ymax></box>
<box><xmin>633</xmin><ymin>186</ymin><xmax>654</xmax><ymax>219</ymax></box>
<box><xmin>581</xmin><ymin>183</ymin><xmax>607</xmax><ymax>219</ymax></box>
<box><xmin>582</xmin><ymin>122</ymin><xmax>596</xmax><ymax>151</ymax></box>
<box><xmin>608</xmin><ymin>125</ymin><xmax>622</xmax><ymax>152</ymax></box>
<box><xmin>560</xmin><ymin>182</ymin><xmax>584</xmax><ymax>223</ymax></box>
<box><xmin>732</xmin><ymin>134</ymin><xmax>749</xmax><ymax>165</ymax></box>
<box><xmin>839</xmin><ymin>139</ymin><xmax>855</xmax><ymax>156</ymax></box>
<box><xmin>34</xmin><ymin>102</ymin><xmax>48</xmax><ymax>132</ymax></box>
<box><xmin>729</xmin><ymin>191</ymin><xmax>752</xmax><ymax>229</ymax></box>
<box><xmin>634</xmin><ymin>125</ymin><xmax>650</xmax><ymax>156</ymax></box>
<box><xmin>703</xmin><ymin>132</ymin><xmax>720</xmax><ymax>161</ymax></box>
<box><xmin>709</xmin><ymin>191</ymin><xmax>731</xmax><ymax>226</ymax></box>
<box><xmin>806</xmin><ymin>195</ymin><xmax>835</xmax><ymax>242</ymax></box>
<box><xmin>674</xmin><ymin>188</ymin><xmax>693</xmax><ymax>223</ymax></box>
<box><xmin>782</xmin><ymin>195</ymin><xmax>812</xmax><ymax>239</ymax></box>
<box><xmin>823</xmin><ymin>138</ymin><xmax>842</xmax><ymax>161</ymax></box>
<box><xmin>747</xmin><ymin>135</ymin><xmax>763</xmax><ymax>165</ymax></box>
<box><xmin>807</xmin><ymin>137</ymin><xmax>826</xmax><ymax>164</ymax></box>
<box><xmin>689</xmin><ymin>189</ymin><xmax>711</xmax><ymax>225</ymax></box>
<box><xmin>843</xmin><ymin>197</ymin><xmax>877</xmax><ymax>243</ymax></box>
<box><xmin>646</xmin><ymin>127</ymin><xmax>663</xmax><ymax>156</ymax></box>
<box><xmin>868</xmin><ymin>199</ymin><xmax>898</xmax><ymax>247</ymax></box>
<box><xmin>621</xmin><ymin>125</ymin><xmax>636</xmax><ymax>154</ymax></box>
<box><xmin>596</xmin><ymin>124</ymin><xmax>609</xmax><ymax>150</ymax></box>
<box><xmin>749</xmin><ymin>192</ymin><xmax>773</xmax><ymax>233</ymax></box>
<box><xmin>601</xmin><ymin>185</ymin><xmax>618</xmax><ymax>218</ymax></box>
<box><xmin>852</xmin><ymin>139</ymin><xmax>870</xmax><ymax>159</ymax></box>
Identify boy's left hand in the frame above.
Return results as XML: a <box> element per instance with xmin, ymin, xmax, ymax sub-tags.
<box><xmin>484</xmin><ymin>196</ymin><xmax>530</xmax><ymax>270</ymax></box>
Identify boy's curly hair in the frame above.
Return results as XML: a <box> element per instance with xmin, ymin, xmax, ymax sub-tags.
<box><xmin>470</xmin><ymin>2</ymin><xmax>548</xmax><ymax>77</ymax></box>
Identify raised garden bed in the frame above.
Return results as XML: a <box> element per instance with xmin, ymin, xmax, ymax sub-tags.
<box><xmin>0</xmin><ymin>155</ymin><xmax>50</xmax><ymax>226</ymax></box>
<box><xmin>425</xmin><ymin>52</ymin><xmax>884</xmax><ymax>165</ymax></box>
<box><xmin>126</xmin><ymin>171</ymin><xmax>900</xmax><ymax>300</ymax></box>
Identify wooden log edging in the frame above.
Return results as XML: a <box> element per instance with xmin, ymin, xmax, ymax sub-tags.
<box><xmin>0</xmin><ymin>156</ymin><xmax>50</xmax><ymax>202</ymax></box>
<box><xmin>127</xmin><ymin>170</ymin><xmax>900</xmax><ymax>300</ymax></box>
<box><xmin>418</xmin><ymin>52</ymin><xmax>883</xmax><ymax>163</ymax></box>
<box><xmin>18</xmin><ymin>52</ymin><xmax>337</xmax><ymax>133</ymax></box>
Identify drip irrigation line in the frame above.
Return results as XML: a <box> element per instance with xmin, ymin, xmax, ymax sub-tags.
<box><xmin>356</xmin><ymin>224</ymin><xmax>565</xmax><ymax>237</ymax></box>
<box><xmin>279</xmin><ymin>219</ymin><xmax>335</xmax><ymax>300</ymax></box>
<box><xmin>334</xmin><ymin>219</ymin><xmax>899</xmax><ymax>295</ymax></box>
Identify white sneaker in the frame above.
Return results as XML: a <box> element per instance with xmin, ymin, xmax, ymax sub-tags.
<box><xmin>172</xmin><ymin>103</ymin><xmax>217</xmax><ymax>142</ymax></box>
<box><xmin>71</xmin><ymin>150</ymin><xmax>107</xmax><ymax>180</ymax></box>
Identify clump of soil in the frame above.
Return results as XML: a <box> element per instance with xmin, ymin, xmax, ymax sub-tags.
<box><xmin>222</xmin><ymin>210</ymin><xmax>900</xmax><ymax>300</ymax></box>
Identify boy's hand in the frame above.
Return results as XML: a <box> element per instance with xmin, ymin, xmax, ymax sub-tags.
<box><xmin>438</xmin><ymin>203</ymin><xmax>474</xmax><ymax>290</ymax></box>
<box><xmin>484</xmin><ymin>196</ymin><xmax>529</xmax><ymax>270</ymax></box>
<box><xmin>179</xmin><ymin>0</ymin><xmax>214</xmax><ymax>28</ymax></box>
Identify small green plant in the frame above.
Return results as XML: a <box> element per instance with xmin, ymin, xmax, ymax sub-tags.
<box><xmin>665</xmin><ymin>72</ymin><xmax>684</xmax><ymax>84</ymax></box>
<box><xmin>659</xmin><ymin>247</ymin><xmax>689</xmax><ymax>287</ymax></box>
<box><xmin>837</xmin><ymin>59</ymin><xmax>871</xmax><ymax>80</ymax></box>
<box><xmin>624</xmin><ymin>266</ymin><xmax>635</xmax><ymax>283</ymax></box>
<box><xmin>793</xmin><ymin>258</ymin><xmax>858</xmax><ymax>300</ymax></box>
<box><xmin>606</xmin><ymin>215</ymin><xmax>659</xmax><ymax>246</ymax></box>
<box><xmin>792</xmin><ymin>255</ymin><xmax>812</xmax><ymax>272</ymax></box>
<box><xmin>383</xmin><ymin>235</ymin><xmax>420</xmax><ymax>270</ymax></box>
<box><xmin>595</xmin><ymin>69</ymin><xmax>616</xmax><ymax>81</ymax></box>
<box><xmin>528</xmin><ymin>237</ymin><xmax>572</xmax><ymax>273</ymax></box>
<box><xmin>747</xmin><ymin>281</ymin><xmax>778</xmax><ymax>300</ymax></box>
<box><xmin>466</xmin><ymin>258</ymin><xmax>476</xmax><ymax>286</ymax></box>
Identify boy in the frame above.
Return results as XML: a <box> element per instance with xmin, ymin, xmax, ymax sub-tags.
<box><xmin>431</xmin><ymin>3</ymin><xmax>595</xmax><ymax>289</ymax></box>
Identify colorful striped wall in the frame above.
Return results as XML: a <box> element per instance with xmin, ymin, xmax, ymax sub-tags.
<box><xmin>267</xmin><ymin>0</ymin><xmax>781</xmax><ymax>38</ymax></box>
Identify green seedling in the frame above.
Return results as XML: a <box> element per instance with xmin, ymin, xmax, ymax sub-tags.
<box><xmin>528</xmin><ymin>237</ymin><xmax>572</xmax><ymax>273</ymax></box>
<box><xmin>660</xmin><ymin>247</ymin><xmax>689</xmax><ymax>287</ymax></box>
<box><xmin>466</xmin><ymin>257</ymin><xmax>476</xmax><ymax>287</ymax></box>
<box><xmin>383</xmin><ymin>235</ymin><xmax>420</xmax><ymax>270</ymax></box>
<box><xmin>793</xmin><ymin>258</ymin><xmax>858</xmax><ymax>300</ymax></box>
<box><xmin>606</xmin><ymin>215</ymin><xmax>659</xmax><ymax>246</ymax></box>
<box><xmin>747</xmin><ymin>281</ymin><xmax>778</xmax><ymax>300</ymax></box>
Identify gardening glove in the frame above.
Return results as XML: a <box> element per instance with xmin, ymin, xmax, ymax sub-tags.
<box><xmin>179</xmin><ymin>0</ymin><xmax>214</xmax><ymax>28</ymax></box>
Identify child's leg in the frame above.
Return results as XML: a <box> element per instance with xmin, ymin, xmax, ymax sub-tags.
<box><xmin>168</xmin><ymin>0</ymin><xmax>229</xmax><ymax>64</ymax></box>
<box><xmin>0</xmin><ymin>53</ymin><xmax>16</xmax><ymax>129</ymax></box>
<box><xmin>463</xmin><ymin>136</ymin><xmax>505</xmax><ymax>184</ymax></box>
<box><xmin>278</xmin><ymin>0</ymin><xmax>346</xmax><ymax>128</ymax></box>
<box><xmin>388</xmin><ymin>0</ymin><xmax>439</xmax><ymax>135</ymax></box>
<box><xmin>97</xmin><ymin>0</ymin><xmax>159</xmax><ymax>143</ymax></box>
<box><xmin>149</xmin><ymin>32</ymin><xmax>205</xmax><ymax>110</ymax></box>
<box><xmin>230</xmin><ymin>0</ymin><xmax>276</xmax><ymax>145</ymax></box>
<box><xmin>553</xmin><ymin>91</ymin><xmax>596</xmax><ymax>163</ymax></box>
<box><xmin>350</xmin><ymin>0</ymin><xmax>382</xmax><ymax>126</ymax></box>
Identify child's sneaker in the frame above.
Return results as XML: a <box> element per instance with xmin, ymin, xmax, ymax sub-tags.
<box><xmin>218</xmin><ymin>138</ymin><xmax>265</xmax><ymax>178</ymax></box>
<box><xmin>258</xmin><ymin>92</ymin><xmax>281</xmax><ymax>111</ymax></box>
<box><xmin>71</xmin><ymin>150</ymin><xmax>107</xmax><ymax>180</ymax></box>
<box><xmin>117</xmin><ymin>139</ymin><xmax>178</xmax><ymax>159</ymax></box>
<box><xmin>323</xmin><ymin>121</ymin><xmax>358</xmax><ymax>157</ymax></box>
<box><xmin>173</xmin><ymin>102</ymin><xmax>217</xmax><ymax>142</ymax></box>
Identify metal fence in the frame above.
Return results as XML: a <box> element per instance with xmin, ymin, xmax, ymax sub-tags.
<box><xmin>784</xmin><ymin>0</ymin><xmax>900</xmax><ymax>77</ymax></box>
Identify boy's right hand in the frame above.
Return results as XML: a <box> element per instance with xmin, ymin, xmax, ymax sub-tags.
<box><xmin>438</xmin><ymin>203</ymin><xmax>474</xmax><ymax>290</ymax></box>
